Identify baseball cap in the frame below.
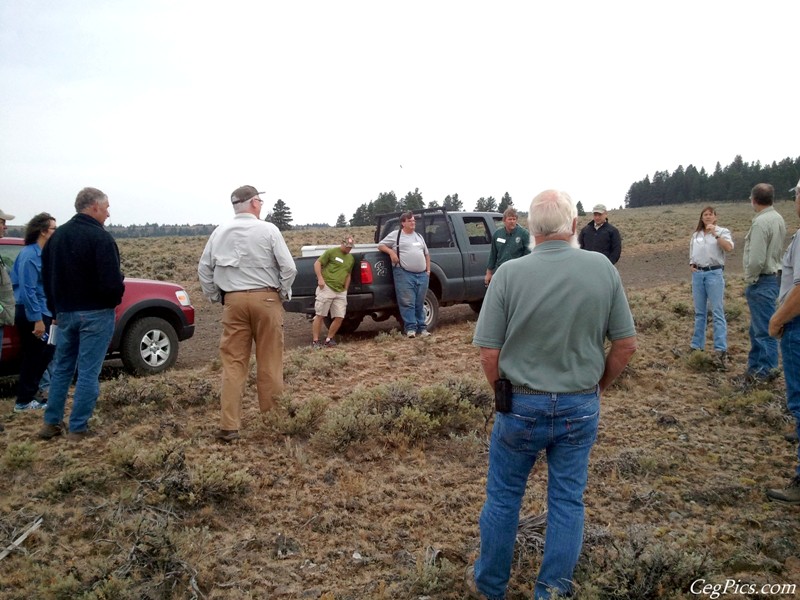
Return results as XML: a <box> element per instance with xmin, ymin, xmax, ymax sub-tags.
<box><xmin>342</xmin><ymin>237</ymin><xmax>355</xmax><ymax>248</ymax></box>
<box><xmin>0</xmin><ymin>209</ymin><xmax>15</xmax><ymax>220</ymax></box>
<box><xmin>231</xmin><ymin>185</ymin><xmax>265</xmax><ymax>204</ymax></box>
<box><xmin>790</xmin><ymin>178</ymin><xmax>800</xmax><ymax>193</ymax></box>
<box><xmin>591</xmin><ymin>204</ymin><xmax>607</xmax><ymax>213</ymax></box>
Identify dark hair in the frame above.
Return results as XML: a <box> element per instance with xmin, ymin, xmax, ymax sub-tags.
<box><xmin>74</xmin><ymin>187</ymin><xmax>107</xmax><ymax>212</ymax></box>
<box><xmin>750</xmin><ymin>183</ymin><xmax>774</xmax><ymax>206</ymax></box>
<box><xmin>695</xmin><ymin>206</ymin><xmax>716</xmax><ymax>233</ymax></box>
<box><xmin>400</xmin><ymin>211</ymin><xmax>415</xmax><ymax>223</ymax></box>
<box><xmin>24</xmin><ymin>212</ymin><xmax>55</xmax><ymax>245</ymax></box>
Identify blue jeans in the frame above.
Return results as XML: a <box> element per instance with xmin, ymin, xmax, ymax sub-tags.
<box><xmin>393</xmin><ymin>267</ymin><xmax>428</xmax><ymax>334</ymax></box>
<box><xmin>745</xmin><ymin>275</ymin><xmax>779</xmax><ymax>376</ymax></box>
<box><xmin>43</xmin><ymin>309</ymin><xmax>115</xmax><ymax>433</ymax></box>
<box><xmin>475</xmin><ymin>390</ymin><xmax>600</xmax><ymax>600</ymax></box>
<box><xmin>782</xmin><ymin>318</ymin><xmax>800</xmax><ymax>477</ymax></box>
<box><xmin>691</xmin><ymin>269</ymin><xmax>727</xmax><ymax>351</ymax></box>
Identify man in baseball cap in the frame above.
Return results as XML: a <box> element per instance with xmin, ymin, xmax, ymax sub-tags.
<box><xmin>578</xmin><ymin>204</ymin><xmax>622</xmax><ymax>264</ymax></box>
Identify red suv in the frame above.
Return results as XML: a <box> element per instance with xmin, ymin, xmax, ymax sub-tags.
<box><xmin>0</xmin><ymin>238</ymin><xmax>195</xmax><ymax>376</ymax></box>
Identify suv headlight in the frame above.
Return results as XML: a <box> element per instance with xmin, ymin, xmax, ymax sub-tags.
<box><xmin>175</xmin><ymin>290</ymin><xmax>191</xmax><ymax>306</ymax></box>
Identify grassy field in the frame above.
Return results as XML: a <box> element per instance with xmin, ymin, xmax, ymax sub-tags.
<box><xmin>0</xmin><ymin>201</ymin><xmax>799</xmax><ymax>599</ymax></box>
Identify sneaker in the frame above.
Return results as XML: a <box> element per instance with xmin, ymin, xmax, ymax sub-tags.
<box><xmin>13</xmin><ymin>400</ymin><xmax>46</xmax><ymax>413</ymax></box>
<box><xmin>311</xmin><ymin>341</ymin><xmax>322</xmax><ymax>349</ymax></box>
<box><xmin>215</xmin><ymin>429</ymin><xmax>240</xmax><ymax>442</ymax></box>
<box><xmin>324</xmin><ymin>338</ymin><xmax>338</xmax><ymax>347</ymax></box>
<box><xmin>419</xmin><ymin>330</ymin><xmax>431</xmax><ymax>338</ymax></box>
<box><xmin>714</xmin><ymin>350</ymin><xmax>728</xmax><ymax>371</ymax></box>
<box><xmin>464</xmin><ymin>565</ymin><xmax>487</xmax><ymax>600</ymax></box>
<box><xmin>406</xmin><ymin>331</ymin><xmax>416</xmax><ymax>339</ymax></box>
<box><xmin>671</xmin><ymin>346</ymin><xmax>699</xmax><ymax>358</ymax></box>
<box><xmin>34</xmin><ymin>390</ymin><xmax>48</xmax><ymax>403</ymax></box>
<box><xmin>38</xmin><ymin>422</ymin><xmax>65</xmax><ymax>440</ymax></box>
<box><xmin>766</xmin><ymin>476</ymin><xmax>800</xmax><ymax>504</ymax></box>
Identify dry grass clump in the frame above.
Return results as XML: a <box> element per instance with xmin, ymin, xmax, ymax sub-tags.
<box><xmin>310</xmin><ymin>379</ymin><xmax>491</xmax><ymax>451</ymax></box>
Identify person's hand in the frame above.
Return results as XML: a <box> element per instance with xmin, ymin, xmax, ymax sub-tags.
<box><xmin>484</xmin><ymin>273</ymin><xmax>492</xmax><ymax>286</ymax></box>
<box><xmin>33</xmin><ymin>320</ymin><xmax>46</xmax><ymax>338</ymax></box>
<box><xmin>769</xmin><ymin>315</ymin><xmax>784</xmax><ymax>339</ymax></box>
<box><xmin>317</xmin><ymin>278</ymin><xmax>325</xmax><ymax>290</ymax></box>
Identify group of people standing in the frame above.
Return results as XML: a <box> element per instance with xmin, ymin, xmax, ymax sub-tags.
<box><xmin>0</xmin><ymin>188</ymin><xmax>125</xmax><ymax>441</ymax></box>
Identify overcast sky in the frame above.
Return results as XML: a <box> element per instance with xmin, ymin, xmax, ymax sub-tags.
<box><xmin>0</xmin><ymin>1</ymin><xmax>796</xmax><ymax>228</ymax></box>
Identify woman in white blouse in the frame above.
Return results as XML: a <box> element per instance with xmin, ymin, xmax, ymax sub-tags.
<box><xmin>689</xmin><ymin>206</ymin><xmax>734</xmax><ymax>359</ymax></box>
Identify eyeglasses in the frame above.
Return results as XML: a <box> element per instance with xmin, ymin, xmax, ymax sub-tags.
<box><xmin>232</xmin><ymin>196</ymin><xmax>264</xmax><ymax>205</ymax></box>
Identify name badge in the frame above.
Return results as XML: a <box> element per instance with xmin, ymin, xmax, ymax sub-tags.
<box><xmin>335</xmin><ymin>257</ymin><xmax>344</xmax><ymax>263</ymax></box>
<box><xmin>413</xmin><ymin>242</ymin><xmax>421</xmax><ymax>246</ymax></box>
<box><xmin>497</xmin><ymin>238</ymin><xmax>506</xmax><ymax>244</ymax></box>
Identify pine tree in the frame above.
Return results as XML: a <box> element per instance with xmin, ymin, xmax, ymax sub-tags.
<box><xmin>335</xmin><ymin>213</ymin><xmax>347</xmax><ymax>228</ymax></box>
<box><xmin>399</xmin><ymin>188</ymin><xmax>424</xmax><ymax>211</ymax></box>
<box><xmin>576</xmin><ymin>201</ymin><xmax>586</xmax><ymax>216</ymax></box>
<box><xmin>498</xmin><ymin>192</ymin><xmax>513</xmax><ymax>213</ymax></box>
<box><xmin>443</xmin><ymin>193</ymin><xmax>463</xmax><ymax>211</ymax></box>
<box><xmin>266</xmin><ymin>199</ymin><xmax>293</xmax><ymax>231</ymax></box>
<box><xmin>474</xmin><ymin>196</ymin><xmax>497</xmax><ymax>212</ymax></box>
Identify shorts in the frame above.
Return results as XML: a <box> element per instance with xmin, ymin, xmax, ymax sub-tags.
<box><xmin>315</xmin><ymin>285</ymin><xmax>347</xmax><ymax>319</ymax></box>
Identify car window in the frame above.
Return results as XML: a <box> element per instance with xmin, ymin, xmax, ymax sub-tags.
<box><xmin>0</xmin><ymin>244</ymin><xmax>21</xmax><ymax>270</ymax></box>
<box><xmin>463</xmin><ymin>217</ymin><xmax>492</xmax><ymax>245</ymax></box>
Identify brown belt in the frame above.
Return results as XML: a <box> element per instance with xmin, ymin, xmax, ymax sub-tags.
<box><xmin>227</xmin><ymin>287</ymin><xmax>280</xmax><ymax>294</ymax></box>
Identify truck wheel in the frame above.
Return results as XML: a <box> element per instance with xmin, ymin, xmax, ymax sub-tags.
<box><xmin>323</xmin><ymin>314</ymin><xmax>364</xmax><ymax>335</ymax></box>
<box><xmin>121</xmin><ymin>317</ymin><xmax>179</xmax><ymax>375</ymax></box>
<box><xmin>469</xmin><ymin>300</ymin><xmax>483</xmax><ymax>313</ymax></box>
<box><xmin>424</xmin><ymin>290</ymin><xmax>439</xmax><ymax>331</ymax></box>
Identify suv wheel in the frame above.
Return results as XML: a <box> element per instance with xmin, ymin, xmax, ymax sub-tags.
<box><xmin>121</xmin><ymin>317</ymin><xmax>179</xmax><ymax>375</ymax></box>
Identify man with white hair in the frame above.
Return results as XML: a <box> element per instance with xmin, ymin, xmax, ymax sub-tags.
<box><xmin>198</xmin><ymin>185</ymin><xmax>297</xmax><ymax>442</ymax></box>
<box><xmin>468</xmin><ymin>190</ymin><xmax>637</xmax><ymax>600</ymax></box>
<box><xmin>766</xmin><ymin>178</ymin><xmax>800</xmax><ymax>503</ymax></box>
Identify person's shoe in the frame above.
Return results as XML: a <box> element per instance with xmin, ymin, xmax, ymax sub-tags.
<box><xmin>714</xmin><ymin>350</ymin><xmax>728</xmax><ymax>371</ymax></box>
<box><xmin>13</xmin><ymin>400</ymin><xmax>46</xmax><ymax>413</ymax></box>
<box><xmin>66</xmin><ymin>429</ymin><xmax>94</xmax><ymax>442</ymax></box>
<box><xmin>671</xmin><ymin>346</ymin><xmax>698</xmax><ymax>358</ymax></box>
<box><xmin>324</xmin><ymin>338</ymin><xmax>338</xmax><ymax>347</ymax></box>
<box><xmin>766</xmin><ymin>476</ymin><xmax>800</xmax><ymax>504</ymax></box>
<box><xmin>33</xmin><ymin>390</ymin><xmax>48</xmax><ymax>403</ymax></box>
<box><xmin>419</xmin><ymin>330</ymin><xmax>431</xmax><ymax>338</ymax></box>
<box><xmin>38</xmin><ymin>422</ymin><xmax>65</xmax><ymax>440</ymax></box>
<box><xmin>215</xmin><ymin>429</ymin><xmax>240</xmax><ymax>442</ymax></box>
<box><xmin>406</xmin><ymin>331</ymin><xmax>416</xmax><ymax>339</ymax></box>
<box><xmin>0</xmin><ymin>422</ymin><xmax>5</xmax><ymax>432</ymax></box>
<box><xmin>311</xmin><ymin>340</ymin><xmax>322</xmax><ymax>349</ymax></box>
<box><xmin>464</xmin><ymin>565</ymin><xmax>488</xmax><ymax>600</ymax></box>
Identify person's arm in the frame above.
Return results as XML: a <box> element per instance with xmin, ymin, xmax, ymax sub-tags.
<box><xmin>94</xmin><ymin>238</ymin><xmax>125</xmax><ymax>307</ymax></box>
<box><xmin>479</xmin><ymin>346</ymin><xmax>501</xmax><ymax>388</ymax></box>
<box><xmin>314</xmin><ymin>257</ymin><xmax>325</xmax><ymax>289</ymax></box>
<box><xmin>18</xmin><ymin>252</ymin><xmax>43</xmax><ymax>323</ymax></box>
<box><xmin>715</xmin><ymin>227</ymin><xmax>734</xmax><ymax>253</ymax></box>
<box><xmin>609</xmin><ymin>227</ymin><xmax>622</xmax><ymax>264</ymax></box>
<box><xmin>744</xmin><ymin>221</ymin><xmax>768</xmax><ymax>283</ymax></box>
<box><xmin>272</xmin><ymin>234</ymin><xmax>298</xmax><ymax>300</ymax></box>
<box><xmin>521</xmin><ymin>228</ymin><xmax>531</xmax><ymax>256</ymax></box>
<box><xmin>425</xmin><ymin>252</ymin><xmax>431</xmax><ymax>275</ymax></box>
<box><xmin>197</xmin><ymin>236</ymin><xmax>221</xmax><ymax>303</ymax></box>
<box><xmin>770</xmin><ymin>285</ymin><xmax>800</xmax><ymax>338</ymax></box>
<box><xmin>578</xmin><ymin>225</ymin><xmax>586</xmax><ymax>249</ymax></box>
<box><xmin>598</xmin><ymin>335</ymin><xmax>637</xmax><ymax>394</ymax></box>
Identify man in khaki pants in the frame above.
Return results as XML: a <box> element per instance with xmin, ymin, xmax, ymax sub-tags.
<box><xmin>198</xmin><ymin>185</ymin><xmax>297</xmax><ymax>442</ymax></box>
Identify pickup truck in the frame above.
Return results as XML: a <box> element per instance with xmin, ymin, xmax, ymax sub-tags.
<box><xmin>283</xmin><ymin>208</ymin><xmax>503</xmax><ymax>333</ymax></box>
<box><xmin>0</xmin><ymin>237</ymin><xmax>195</xmax><ymax>376</ymax></box>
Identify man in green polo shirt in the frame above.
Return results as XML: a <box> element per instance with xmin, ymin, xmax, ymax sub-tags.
<box><xmin>484</xmin><ymin>207</ymin><xmax>531</xmax><ymax>286</ymax></box>
<box><xmin>312</xmin><ymin>236</ymin><xmax>355</xmax><ymax>348</ymax></box>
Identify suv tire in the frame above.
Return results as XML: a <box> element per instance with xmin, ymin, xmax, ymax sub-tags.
<box><xmin>121</xmin><ymin>316</ymin><xmax>179</xmax><ymax>375</ymax></box>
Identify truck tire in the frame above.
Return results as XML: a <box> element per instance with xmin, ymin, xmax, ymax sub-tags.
<box><xmin>323</xmin><ymin>314</ymin><xmax>364</xmax><ymax>335</ymax></box>
<box><xmin>468</xmin><ymin>300</ymin><xmax>483</xmax><ymax>313</ymax></box>
<box><xmin>424</xmin><ymin>289</ymin><xmax>439</xmax><ymax>331</ymax></box>
<box><xmin>121</xmin><ymin>316</ymin><xmax>179</xmax><ymax>375</ymax></box>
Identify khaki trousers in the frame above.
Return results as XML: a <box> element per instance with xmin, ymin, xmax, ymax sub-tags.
<box><xmin>219</xmin><ymin>290</ymin><xmax>284</xmax><ymax>430</ymax></box>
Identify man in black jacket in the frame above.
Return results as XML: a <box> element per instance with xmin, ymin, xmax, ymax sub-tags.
<box><xmin>578</xmin><ymin>204</ymin><xmax>622</xmax><ymax>264</ymax></box>
<box><xmin>38</xmin><ymin>187</ymin><xmax>125</xmax><ymax>442</ymax></box>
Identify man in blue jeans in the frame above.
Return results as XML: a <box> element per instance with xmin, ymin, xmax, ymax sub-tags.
<box><xmin>38</xmin><ymin>187</ymin><xmax>124</xmax><ymax>442</ymax></box>
<box><xmin>766</xmin><ymin>177</ymin><xmax>800</xmax><ymax>503</ymax></box>
<box><xmin>378</xmin><ymin>212</ymin><xmax>431</xmax><ymax>338</ymax></box>
<box><xmin>470</xmin><ymin>190</ymin><xmax>636</xmax><ymax>600</ymax></box>
<box><xmin>739</xmin><ymin>183</ymin><xmax>786</xmax><ymax>385</ymax></box>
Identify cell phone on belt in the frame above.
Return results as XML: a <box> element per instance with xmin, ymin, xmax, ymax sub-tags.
<box><xmin>494</xmin><ymin>378</ymin><xmax>512</xmax><ymax>413</ymax></box>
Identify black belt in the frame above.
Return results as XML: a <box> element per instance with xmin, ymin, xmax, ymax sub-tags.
<box><xmin>693</xmin><ymin>264</ymin><xmax>723</xmax><ymax>271</ymax></box>
<box><xmin>512</xmin><ymin>385</ymin><xmax>598</xmax><ymax>396</ymax></box>
<box><xmin>759</xmin><ymin>272</ymin><xmax>776</xmax><ymax>277</ymax></box>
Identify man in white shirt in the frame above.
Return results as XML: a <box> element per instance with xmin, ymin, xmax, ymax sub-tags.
<box><xmin>198</xmin><ymin>185</ymin><xmax>297</xmax><ymax>442</ymax></box>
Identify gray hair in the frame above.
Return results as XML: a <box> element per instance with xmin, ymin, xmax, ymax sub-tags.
<box><xmin>528</xmin><ymin>190</ymin><xmax>576</xmax><ymax>236</ymax></box>
<box><xmin>74</xmin><ymin>187</ymin><xmax>107</xmax><ymax>212</ymax></box>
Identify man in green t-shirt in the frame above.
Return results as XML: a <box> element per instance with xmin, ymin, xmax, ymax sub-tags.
<box><xmin>312</xmin><ymin>236</ymin><xmax>355</xmax><ymax>348</ymax></box>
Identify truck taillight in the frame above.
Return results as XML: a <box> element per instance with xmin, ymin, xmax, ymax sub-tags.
<box><xmin>360</xmin><ymin>261</ymin><xmax>373</xmax><ymax>284</ymax></box>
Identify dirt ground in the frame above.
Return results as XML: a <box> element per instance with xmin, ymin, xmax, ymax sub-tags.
<box><xmin>176</xmin><ymin>240</ymin><xmax>746</xmax><ymax>371</ymax></box>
